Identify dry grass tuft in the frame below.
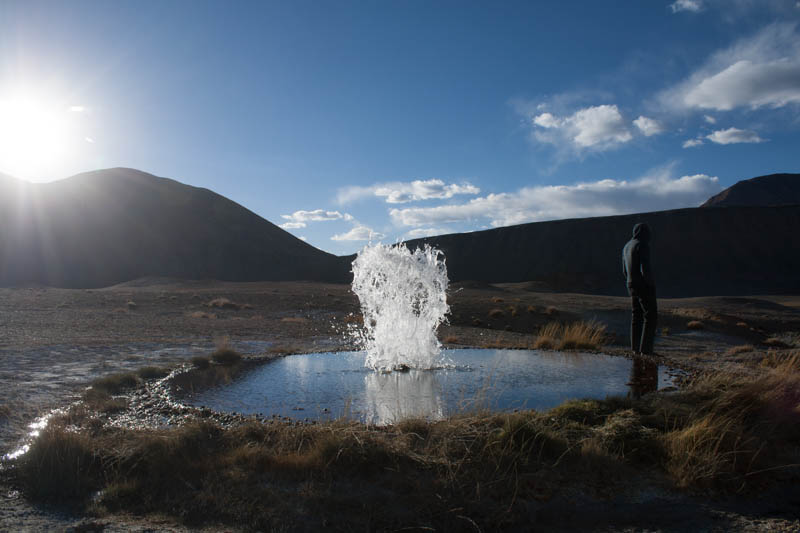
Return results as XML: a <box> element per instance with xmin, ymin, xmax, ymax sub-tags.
<box><xmin>191</xmin><ymin>356</ymin><xmax>211</xmax><ymax>369</ymax></box>
<box><xmin>90</xmin><ymin>372</ymin><xmax>140</xmax><ymax>395</ymax></box>
<box><xmin>136</xmin><ymin>366</ymin><xmax>170</xmax><ymax>380</ymax></box>
<box><xmin>207</xmin><ymin>297</ymin><xmax>242</xmax><ymax>310</ymax></box>
<box><xmin>526</xmin><ymin>305</ymin><xmax>537</xmax><ymax>314</ymax></box>
<box><xmin>534</xmin><ymin>321</ymin><xmax>607</xmax><ymax>350</ymax></box>
<box><xmin>443</xmin><ymin>335</ymin><xmax>459</xmax><ymax>344</ymax></box>
<box><xmin>508</xmin><ymin>306</ymin><xmax>519</xmax><ymax>317</ymax></box>
<box><xmin>281</xmin><ymin>317</ymin><xmax>309</xmax><ymax>325</ymax></box>
<box><xmin>724</xmin><ymin>345</ymin><xmax>754</xmax><ymax>357</ymax></box>
<box><xmin>491</xmin><ymin>296</ymin><xmax>504</xmax><ymax>303</ymax></box>
<box><xmin>211</xmin><ymin>347</ymin><xmax>243</xmax><ymax>366</ymax></box>
<box><xmin>765</xmin><ymin>337</ymin><xmax>791</xmax><ymax>349</ymax></box>
<box><xmin>686</xmin><ymin>320</ymin><xmax>704</xmax><ymax>330</ymax></box>
<box><xmin>736</xmin><ymin>321</ymin><xmax>749</xmax><ymax>328</ymax></box>
<box><xmin>125</xmin><ymin>300</ymin><xmax>137</xmax><ymax>310</ymax></box>
<box><xmin>545</xmin><ymin>306</ymin><xmax>558</xmax><ymax>315</ymax></box>
<box><xmin>188</xmin><ymin>311</ymin><xmax>216</xmax><ymax>319</ymax></box>
<box><xmin>488</xmin><ymin>308</ymin><xmax>505</xmax><ymax>319</ymax></box>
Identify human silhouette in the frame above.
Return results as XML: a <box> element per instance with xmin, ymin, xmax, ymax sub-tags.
<box><xmin>622</xmin><ymin>223</ymin><xmax>657</xmax><ymax>355</ymax></box>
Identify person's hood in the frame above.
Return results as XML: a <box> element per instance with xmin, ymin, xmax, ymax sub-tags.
<box><xmin>632</xmin><ymin>223</ymin><xmax>651</xmax><ymax>242</ymax></box>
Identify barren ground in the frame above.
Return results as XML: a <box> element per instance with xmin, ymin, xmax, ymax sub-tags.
<box><xmin>1</xmin><ymin>280</ymin><xmax>799</xmax><ymax>531</ymax></box>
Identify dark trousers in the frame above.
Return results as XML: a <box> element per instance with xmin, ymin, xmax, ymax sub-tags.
<box><xmin>629</xmin><ymin>284</ymin><xmax>657</xmax><ymax>354</ymax></box>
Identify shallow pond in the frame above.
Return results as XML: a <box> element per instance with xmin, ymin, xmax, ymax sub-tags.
<box><xmin>184</xmin><ymin>349</ymin><xmax>677</xmax><ymax>425</ymax></box>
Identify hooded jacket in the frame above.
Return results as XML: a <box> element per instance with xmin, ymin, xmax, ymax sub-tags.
<box><xmin>622</xmin><ymin>223</ymin><xmax>654</xmax><ymax>289</ymax></box>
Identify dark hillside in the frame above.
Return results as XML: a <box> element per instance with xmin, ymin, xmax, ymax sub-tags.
<box><xmin>0</xmin><ymin>168</ymin><xmax>350</xmax><ymax>287</ymax></box>
<box><xmin>702</xmin><ymin>173</ymin><xmax>800</xmax><ymax>207</ymax></box>
<box><xmin>404</xmin><ymin>205</ymin><xmax>800</xmax><ymax>297</ymax></box>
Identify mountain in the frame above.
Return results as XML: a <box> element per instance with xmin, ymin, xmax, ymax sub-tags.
<box><xmin>0</xmin><ymin>168</ymin><xmax>350</xmax><ymax>288</ymax></box>
<box><xmin>702</xmin><ymin>173</ymin><xmax>800</xmax><ymax>207</ymax></box>
<box><xmin>402</xmin><ymin>205</ymin><xmax>800</xmax><ymax>298</ymax></box>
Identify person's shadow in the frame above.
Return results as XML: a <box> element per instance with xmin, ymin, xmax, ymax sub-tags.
<box><xmin>628</xmin><ymin>356</ymin><xmax>658</xmax><ymax>399</ymax></box>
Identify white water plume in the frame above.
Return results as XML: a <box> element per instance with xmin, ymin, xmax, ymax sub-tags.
<box><xmin>351</xmin><ymin>243</ymin><xmax>450</xmax><ymax>371</ymax></box>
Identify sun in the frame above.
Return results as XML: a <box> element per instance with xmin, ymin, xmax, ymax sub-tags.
<box><xmin>0</xmin><ymin>88</ymin><xmax>74</xmax><ymax>181</ymax></box>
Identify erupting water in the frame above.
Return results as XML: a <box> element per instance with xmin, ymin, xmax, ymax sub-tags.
<box><xmin>351</xmin><ymin>243</ymin><xmax>450</xmax><ymax>371</ymax></box>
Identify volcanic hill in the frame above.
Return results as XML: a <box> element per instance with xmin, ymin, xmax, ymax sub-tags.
<box><xmin>702</xmin><ymin>173</ymin><xmax>800</xmax><ymax>208</ymax></box>
<box><xmin>0</xmin><ymin>168</ymin><xmax>349</xmax><ymax>288</ymax></box>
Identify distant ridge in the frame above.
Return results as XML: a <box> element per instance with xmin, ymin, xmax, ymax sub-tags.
<box><xmin>0</xmin><ymin>168</ymin><xmax>350</xmax><ymax>288</ymax></box>
<box><xmin>3</xmin><ymin>169</ymin><xmax>800</xmax><ymax>296</ymax></box>
<box><xmin>702</xmin><ymin>173</ymin><xmax>800</xmax><ymax>207</ymax></box>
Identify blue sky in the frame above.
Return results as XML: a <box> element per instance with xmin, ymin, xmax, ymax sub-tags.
<box><xmin>1</xmin><ymin>0</ymin><xmax>799</xmax><ymax>255</ymax></box>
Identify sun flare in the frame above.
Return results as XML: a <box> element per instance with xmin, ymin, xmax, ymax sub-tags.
<box><xmin>0</xmin><ymin>88</ymin><xmax>79</xmax><ymax>180</ymax></box>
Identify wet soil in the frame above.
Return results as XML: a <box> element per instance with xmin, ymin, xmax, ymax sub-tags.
<box><xmin>1</xmin><ymin>280</ymin><xmax>799</xmax><ymax>531</ymax></box>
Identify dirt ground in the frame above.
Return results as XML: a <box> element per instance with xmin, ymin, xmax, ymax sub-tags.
<box><xmin>1</xmin><ymin>279</ymin><xmax>799</xmax><ymax>531</ymax></box>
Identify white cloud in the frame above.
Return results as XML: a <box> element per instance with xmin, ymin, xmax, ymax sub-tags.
<box><xmin>337</xmin><ymin>179</ymin><xmax>479</xmax><ymax>204</ymax></box>
<box><xmin>682</xmin><ymin>138</ymin><xmax>704</xmax><ymax>148</ymax></box>
<box><xmin>390</xmin><ymin>171</ymin><xmax>721</xmax><ymax>228</ymax></box>
<box><xmin>531</xmin><ymin>104</ymin><xmax>633</xmax><ymax>151</ymax></box>
<box><xmin>662</xmin><ymin>23</ymin><xmax>800</xmax><ymax>111</ymax></box>
<box><xmin>703</xmin><ymin>115</ymin><xmax>717</xmax><ymax>124</ymax></box>
<box><xmin>633</xmin><ymin>116</ymin><xmax>664</xmax><ymax>136</ymax></box>
<box><xmin>331</xmin><ymin>225</ymin><xmax>385</xmax><ymax>241</ymax></box>
<box><xmin>279</xmin><ymin>221</ymin><xmax>306</xmax><ymax>229</ymax></box>
<box><xmin>279</xmin><ymin>209</ymin><xmax>350</xmax><ymax>230</ymax></box>
<box><xmin>403</xmin><ymin>227</ymin><xmax>451</xmax><ymax>240</ymax></box>
<box><xmin>706</xmin><ymin>127</ymin><xmax>765</xmax><ymax>144</ymax></box>
<box><xmin>84</xmin><ymin>137</ymin><xmax>95</xmax><ymax>143</ymax></box>
<box><xmin>670</xmin><ymin>0</ymin><xmax>703</xmax><ymax>12</ymax></box>
<box><xmin>68</xmin><ymin>105</ymin><xmax>85</xmax><ymax>112</ymax></box>
<box><xmin>532</xmin><ymin>112</ymin><xmax>562</xmax><ymax>128</ymax></box>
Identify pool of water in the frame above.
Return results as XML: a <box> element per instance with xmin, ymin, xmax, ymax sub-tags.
<box><xmin>184</xmin><ymin>349</ymin><xmax>676</xmax><ymax>425</ymax></box>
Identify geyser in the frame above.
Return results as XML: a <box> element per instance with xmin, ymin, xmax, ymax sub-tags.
<box><xmin>350</xmin><ymin>243</ymin><xmax>449</xmax><ymax>371</ymax></box>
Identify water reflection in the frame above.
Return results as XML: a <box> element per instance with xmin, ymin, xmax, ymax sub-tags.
<box><xmin>628</xmin><ymin>357</ymin><xmax>659</xmax><ymax>399</ymax></box>
<box><xmin>185</xmin><ymin>349</ymin><xmax>678</xmax><ymax>425</ymax></box>
<box><xmin>364</xmin><ymin>370</ymin><xmax>445</xmax><ymax>424</ymax></box>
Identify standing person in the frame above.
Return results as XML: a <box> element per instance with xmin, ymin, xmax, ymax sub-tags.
<box><xmin>622</xmin><ymin>223</ymin><xmax>657</xmax><ymax>355</ymax></box>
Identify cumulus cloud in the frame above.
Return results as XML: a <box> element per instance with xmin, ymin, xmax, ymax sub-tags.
<box><xmin>703</xmin><ymin>115</ymin><xmax>717</xmax><ymax>124</ymax></box>
<box><xmin>633</xmin><ymin>116</ymin><xmax>664</xmax><ymax>136</ymax></box>
<box><xmin>403</xmin><ymin>227</ymin><xmax>452</xmax><ymax>240</ymax></box>
<box><xmin>662</xmin><ymin>23</ymin><xmax>800</xmax><ymax>111</ymax></box>
<box><xmin>682</xmin><ymin>138</ymin><xmax>704</xmax><ymax>148</ymax></box>
<box><xmin>279</xmin><ymin>209</ymin><xmax>351</xmax><ymax>229</ymax></box>
<box><xmin>390</xmin><ymin>171</ymin><xmax>721</xmax><ymax>229</ymax></box>
<box><xmin>331</xmin><ymin>225</ymin><xmax>385</xmax><ymax>241</ymax></box>
<box><xmin>670</xmin><ymin>0</ymin><xmax>703</xmax><ymax>13</ymax></box>
<box><xmin>337</xmin><ymin>179</ymin><xmax>479</xmax><ymax>204</ymax></box>
<box><xmin>531</xmin><ymin>104</ymin><xmax>633</xmax><ymax>151</ymax></box>
<box><xmin>706</xmin><ymin>127</ymin><xmax>765</xmax><ymax>144</ymax></box>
